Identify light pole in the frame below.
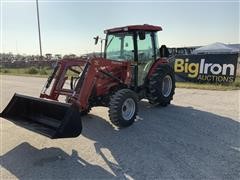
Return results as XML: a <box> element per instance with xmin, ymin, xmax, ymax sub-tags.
<box><xmin>36</xmin><ymin>0</ymin><xmax>42</xmax><ymax>60</ymax></box>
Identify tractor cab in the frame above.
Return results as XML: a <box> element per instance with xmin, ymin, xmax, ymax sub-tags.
<box><xmin>103</xmin><ymin>24</ymin><xmax>163</xmax><ymax>86</ymax></box>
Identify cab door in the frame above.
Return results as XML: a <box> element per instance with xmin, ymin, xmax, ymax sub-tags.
<box><xmin>137</xmin><ymin>32</ymin><xmax>156</xmax><ymax>86</ymax></box>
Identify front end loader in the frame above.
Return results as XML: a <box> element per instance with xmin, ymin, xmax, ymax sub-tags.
<box><xmin>0</xmin><ymin>24</ymin><xmax>175</xmax><ymax>139</ymax></box>
<box><xmin>0</xmin><ymin>94</ymin><xmax>82</xmax><ymax>138</ymax></box>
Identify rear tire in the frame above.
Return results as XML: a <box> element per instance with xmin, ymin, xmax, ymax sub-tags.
<box><xmin>109</xmin><ymin>89</ymin><xmax>138</xmax><ymax>127</ymax></box>
<box><xmin>148</xmin><ymin>64</ymin><xmax>175</xmax><ymax>106</ymax></box>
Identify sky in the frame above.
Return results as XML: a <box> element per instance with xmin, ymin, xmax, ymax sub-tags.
<box><xmin>1</xmin><ymin>0</ymin><xmax>239</xmax><ymax>55</ymax></box>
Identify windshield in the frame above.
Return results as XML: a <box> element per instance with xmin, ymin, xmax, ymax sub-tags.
<box><xmin>105</xmin><ymin>32</ymin><xmax>134</xmax><ymax>61</ymax></box>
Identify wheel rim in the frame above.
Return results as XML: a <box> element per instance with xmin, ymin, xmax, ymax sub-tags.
<box><xmin>121</xmin><ymin>98</ymin><xmax>136</xmax><ymax>121</ymax></box>
<box><xmin>162</xmin><ymin>75</ymin><xmax>173</xmax><ymax>97</ymax></box>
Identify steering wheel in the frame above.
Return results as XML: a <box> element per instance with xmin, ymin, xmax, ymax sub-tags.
<box><xmin>123</xmin><ymin>52</ymin><xmax>133</xmax><ymax>60</ymax></box>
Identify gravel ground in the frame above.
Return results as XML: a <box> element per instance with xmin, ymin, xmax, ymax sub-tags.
<box><xmin>0</xmin><ymin>75</ymin><xmax>239</xmax><ymax>180</ymax></box>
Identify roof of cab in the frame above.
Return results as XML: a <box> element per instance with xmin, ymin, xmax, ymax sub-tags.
<box><xmin>105</xmin><ymin>24</ymin><xmax>162</xmax><ymax>33</ymax></box>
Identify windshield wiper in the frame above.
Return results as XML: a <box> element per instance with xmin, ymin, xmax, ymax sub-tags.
<box><xmin>106</xmin><ymin>36</ymin><xmax>114</xmax><ymax>49</ymax></box>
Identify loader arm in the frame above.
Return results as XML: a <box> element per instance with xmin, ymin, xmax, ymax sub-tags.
<box><xmin>40</xmin><ymin>59</ymin><xmax>87</xmax><ymax>100</ymax></box>
<box><xmin>70</xmin><ymin>60</ymin><xmax>97</xmax><ymax>110</ymax></box>
<box><xmin>71</xmin><ymin>58</ymin><xmax>129</xmax><ymax>110</ymax></box>
<box><xmin>40</xmin><ymin>58</ymin><xmax>101</xmax><ymax>111</ymax></box>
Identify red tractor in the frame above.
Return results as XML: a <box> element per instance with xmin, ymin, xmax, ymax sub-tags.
<box><xmin>1</xmin><ymin>24</ymin><xmax>175</xmax><ymax>139</ymax></box>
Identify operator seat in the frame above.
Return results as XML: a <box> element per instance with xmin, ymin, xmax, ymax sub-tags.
<box><xmin>160</xmin><ymin>45</ymin><xmax>170</xmax><ymax>58</ymax></box>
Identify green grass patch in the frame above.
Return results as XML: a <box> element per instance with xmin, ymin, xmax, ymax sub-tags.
<box><xmin>39</xmin><ymin>68</ymin><xmax>48</xmax><ymax>75</ymax></box>
<box><xmin>0</xmin><ymin>67</ymin><xmax>52</xmax><ymax>77</ymax></box>
<box><xmin>176</xmin><ymin>76</ymin><xmax>240</xmax><ymax>90</ymax></box>
<box><xmin>25</xmin><ymin>67</ymin><xmax>39</xmax><ymax>74</ymax></box>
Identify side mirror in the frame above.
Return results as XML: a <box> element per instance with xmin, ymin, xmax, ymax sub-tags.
<box><xmin>94</xmin><ymin>36</ymin><xmax>99</xmax><ymax>45</ymax></box>
<box><xmin>138</xmin><ymin>31</ymin><xmax>145</xmax><ymax>40</ymax></box>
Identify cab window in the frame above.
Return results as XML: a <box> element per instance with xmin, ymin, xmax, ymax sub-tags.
<box><xmin>137</xmin><ymin>32</ymin><xmax>154</xmax><ymax>63</ymax></box>
<box><xmin>106</xmin><ymin>33</ymin><xmax>134</xmax><ymax>61</ymax></box>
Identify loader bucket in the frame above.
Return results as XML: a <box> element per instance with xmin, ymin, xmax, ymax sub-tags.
<box><xmin>0</xmin><ymin>94</ymin><xmax>82</xmax><ymax>139</ymax></box>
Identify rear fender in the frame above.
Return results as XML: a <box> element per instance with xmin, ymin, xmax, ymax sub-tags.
<box><xmin>147</xmin><ymin>58</ymin><xmax>169</xmax><ymax>79</ymax></box>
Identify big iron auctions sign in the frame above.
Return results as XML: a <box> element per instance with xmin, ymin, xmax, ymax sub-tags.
<box><xmin>173</xmin><ymin>53</ymin><xmax>238</xmax><ymax>83</ymax></box>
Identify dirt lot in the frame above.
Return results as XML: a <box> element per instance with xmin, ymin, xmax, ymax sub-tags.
<box><xmin>0</xmin><ymin>75</ymin><xmax>239</xmax><ymax>180</ymax></box>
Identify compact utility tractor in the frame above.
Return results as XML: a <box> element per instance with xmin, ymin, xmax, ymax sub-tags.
<box><xmin>0</xmin><ymin>24</ymin><xmax>175</xmax><ymax>139</ymax></box>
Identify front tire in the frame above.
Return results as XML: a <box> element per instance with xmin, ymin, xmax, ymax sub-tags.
<box><xmin>109</xmin><ymin>89</ymin><xmax>138</xmax><ymax>127</ymax></box>
<box><xmin>148</xmin><ymin>64</ymin><xmax>175</xmax><ymax>106</ymax></box>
